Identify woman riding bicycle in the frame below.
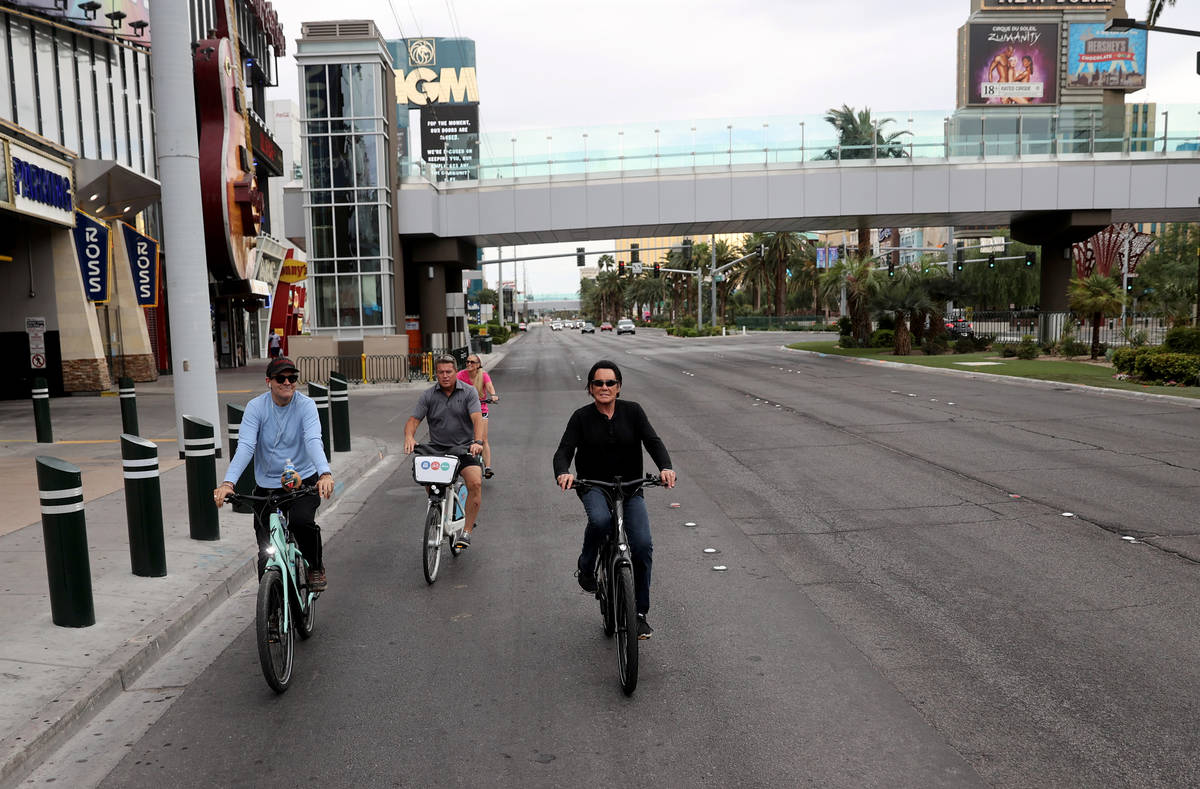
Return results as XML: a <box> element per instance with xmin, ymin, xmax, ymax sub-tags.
<box><xmin>458</xmin><ymin>354</ymin><xmax>498</xmax><ymax>479</ymax></box>
<box><xmin>553</xmin><ymin>359</ymin><xmax>676</xmax><ymax>639</ymax></box>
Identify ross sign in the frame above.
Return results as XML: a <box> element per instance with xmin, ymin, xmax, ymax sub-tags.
<box><xmin>1067</xmin><ymin>23</ymin><xmax>1147</xmax><ymax>91</ymax></box>
<box><xmin>419</xmin><ymin>104</ymin><xmax>479</xmax><ymax>182</ymax></box>
<box><xmin>72</xmin><ymin>211</ymin><xmax>110</xmax><ymax>302</ymax></box>
<box><xmin>966</xmin><ymin>23</ymin><xmax>1059</xmax><ymax>106</ymax></box>
<box><xmin>982</xmin><ymin>0</ymin><xmax>1111</xmax><ymax>7</ymax></box>
<box><xmin>7</xmin><ymin>140</ymin><xmax>74</xmax><ymax>225</ymax></box>
<box><xmin>120</xmin><ymin>224</ymin><xmax>160</xmax><ymax>307</ymax></box>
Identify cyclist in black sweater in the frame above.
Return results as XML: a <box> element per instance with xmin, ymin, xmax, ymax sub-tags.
<box><xmin>553</xmin><ymin>359</ymin><xmax>676</xmax><ymax>639</ymax></box>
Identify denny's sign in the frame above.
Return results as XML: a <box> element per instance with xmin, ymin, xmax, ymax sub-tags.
<box><xmin>279</xmin><ymin>259</ymin><xmax>307</xmax><ymax>283</ymax></box>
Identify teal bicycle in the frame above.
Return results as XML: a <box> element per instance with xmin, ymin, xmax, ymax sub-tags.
<box><xmin>227</xmin><ymin>486</ymin><xmax>320</xmax><ymax>693</ymax></box>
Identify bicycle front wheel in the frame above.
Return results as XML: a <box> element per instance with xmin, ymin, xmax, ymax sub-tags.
<box><xmin>615</xmin><ymin>564</ymin><xmax>638</xmax><ymax>696</ymax></box>
<box><xmin>422</xmin><ymin>503</ymin><xmax>443</xmax><ymax>584</ymax></box>
<box><xmin>256</xmin><ymin>569</ymin><xmax>294</xmax><ymax>693</ymax></box>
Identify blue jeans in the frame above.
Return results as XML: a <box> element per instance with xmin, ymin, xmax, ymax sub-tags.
<box><xmin>578</xmin><ymin>488</ymin><xmax>653</xmax><ymax>615</ymax></box>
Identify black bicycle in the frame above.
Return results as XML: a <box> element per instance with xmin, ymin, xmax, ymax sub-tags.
<box><xmin>226</xmin><ymin>486</ymin><xmax>320</xmax><ymax>693</ymax></box>
<box><xmin>570</xmin><ymin>475</ymin><xmax>662</xmax><ymax>696</ymax></box>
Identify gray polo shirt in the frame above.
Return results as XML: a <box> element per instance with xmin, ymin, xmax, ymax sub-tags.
<box><xmin>412</xmin><ymin>379</ymin><xmax>480</xmax><ymax>450</ymax></box>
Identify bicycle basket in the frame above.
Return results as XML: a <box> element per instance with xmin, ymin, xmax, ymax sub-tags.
<box><xmin>412</xmin><ymin>455</ymin><xmax>459</xmax><ymax>484</ymax></box>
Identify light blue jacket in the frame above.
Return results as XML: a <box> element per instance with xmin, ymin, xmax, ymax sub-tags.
<box><xmin>223</xmin><ymin>391</ymin><xmax>331</xmax><ymax>488</ymax></box>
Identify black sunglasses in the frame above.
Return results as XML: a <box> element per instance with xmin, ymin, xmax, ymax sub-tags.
<box><xmin>273</xmin><ymin>374</ymin><xmax>299</xmax><ymax>384</ymax></box>
<box><xmin>590</xmin><ymin>378</ymin><xmax>620</xmax><ymax>388</ymax></box>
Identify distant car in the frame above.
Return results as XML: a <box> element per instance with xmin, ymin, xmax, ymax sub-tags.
<box><xmin>600</xmin><ymin>321</ymin><xmax>614</xmax><ymax>332</ymax></box>
<box><xmin>581</xmin><ymin>322</ymin><xmax>595</xmax><ymax>333</ymax></box>
<box><xmin>945</xmin><ymin>319</ymin><xmax>974</xmax><ymax>339</ymax></box>
<box><xmin>518</xmin><ymin>322</ymin><xmax>527</xmax><ymax>332</ymax></box>
<box><xmin>616</xmin><ymin>318</ymin><xmax>636</xmax><ymax>335</ymax></box>
<box><xmin>551</xmin><ymin>321</ymin><xmax>563</xmax><ymax>331</ymax></box>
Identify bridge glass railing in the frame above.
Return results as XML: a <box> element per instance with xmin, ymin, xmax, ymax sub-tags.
<box><xmin>400</xmin><ymin>104</ymin><xmax>1200</xmax><ymax>185</ymax></box>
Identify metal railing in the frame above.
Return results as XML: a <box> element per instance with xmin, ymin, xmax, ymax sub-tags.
<box><xmin>958</xmin><ymin>310</ymin><xmax>1173</xmax><ymax>348</ymax></box>
<box><xmin>399</xmin><ymin>104</ymin><xmax>1200</xmax><ymax>185</ymax></box>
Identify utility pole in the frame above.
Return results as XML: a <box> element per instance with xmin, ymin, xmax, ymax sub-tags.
<box><xmin>710</xmin><ymin>234</ymin><xmax>718</xmax><ymax>329</ymax></box>
<box><xmin>148</xmin><ymin>1</ymin><xmax>220</xmax><ymax>453</ymax></box>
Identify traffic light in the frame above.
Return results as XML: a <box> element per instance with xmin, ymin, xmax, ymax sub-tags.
<box><xmin>955</xmin><ymin>248</ymin><xmax>964</xmax><ymax>272</ymax></box>
<box><xmin>988</xmin><ymin>254</ymin><xmax>996</xmax><ymax>269</ymax></box>
<box><xmin>1126</xmin><ymin>281</ymin><xmax>1134</xmax><ymax>292</ymax></box>
<box><xmin>576</xmin><ymin>247</ymin><xmax>585</xmax><ymax>267</ymax></box>
<box><xmin>887</xmin><ymin>259</ymin><xmax>895</xmax><ymax>277</ymax></box>
<box><xmin>630</xmin><ymin>243</ymin><xmax>639</xmax><ymax>264</ymax></box>
<box><xmin>653</xmin><ymin>262</ymin><xmax>660</xmax><ymax>278</ymax></box>
<box><xmin>682</xmin><ymin>238</ymin><xmax>692</xmax><ymax>265</ymax></box>
<box><xmin>757</xmin><ymin>243</ymin><xmax>766</xmax><ymax>258</ymax></box>
<box><xmin>1024</xmin><ymin>251</ymin><xmax>1036</xmax><ymax>267</ymax></box>
<box><xmin>618</xmin><ymin>260</ymin><xmax>626</xmax><ymax>277</ymax></box>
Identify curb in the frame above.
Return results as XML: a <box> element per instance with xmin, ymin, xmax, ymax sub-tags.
<box><xmin>0</xmin><ymin>437</ymin><xmax>392</xmax><ymax>789</ymax></box>
<box><xmin>784</xmin><ymin>347</ymin><xmax>1200</xmax><ymax>406</ymax></box>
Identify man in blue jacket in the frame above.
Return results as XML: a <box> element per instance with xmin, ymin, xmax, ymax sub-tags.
<box><xmin>214</xmin><ymin>357</ymin><xmax>335</xmax><ymax>590</ymax></box>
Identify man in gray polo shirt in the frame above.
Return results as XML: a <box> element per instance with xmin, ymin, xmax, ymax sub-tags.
<box><xmin>404</xmin><ymin>355</ymin><xmax>486</xmax><ymax>549</ymax></box>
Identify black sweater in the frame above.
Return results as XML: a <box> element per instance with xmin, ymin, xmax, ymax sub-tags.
<box><xmin>552</xmin><ymin>400</ymin><xmax>672</xmax><ymax>483</ymax></box>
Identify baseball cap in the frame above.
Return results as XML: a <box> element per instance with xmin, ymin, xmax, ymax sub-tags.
<box><xmin>266</xmin><ymin>357</ymin><xmax>299</xmax><ymax>378</ymax></box>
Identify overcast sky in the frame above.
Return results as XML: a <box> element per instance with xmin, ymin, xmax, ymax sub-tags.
<box><xmin>269</xmin><ymin>0</ymin><xmax>1200</xmax><ymax>296</ymax></box>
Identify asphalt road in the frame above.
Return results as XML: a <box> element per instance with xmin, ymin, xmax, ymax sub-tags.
<box><xmin>82</xmin><ymin>328</ymin><xmax>1200</xmax><ymax>788</ymax></box>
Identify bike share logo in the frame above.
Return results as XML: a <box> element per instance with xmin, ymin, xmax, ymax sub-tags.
<box><xmin>420</xmin><ymin>459</ymin><xmax>448</xmax><ymax>471</ymax></box>
<box><xmin>408</xmin><ymin>38</ymin><xmax>436</xmax><ymax>67</ymax></box>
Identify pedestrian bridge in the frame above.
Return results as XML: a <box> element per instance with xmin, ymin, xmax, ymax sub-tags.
<box><xmin>398</xmin><ymin>105</ymin><xmax>1200</xmax><ymax>247</ymax></box>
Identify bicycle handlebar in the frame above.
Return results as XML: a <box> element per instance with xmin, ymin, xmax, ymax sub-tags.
<box><xmin>570</xmin><ymin>475</ymin><xmax>663</xmax><ymax>492</ymax></box>
<box><xmin>411</xmin><ymin>442</ymin><xmax>475</xmax><ymax>456</ymax></box>
<box><xmin>226</xmin><ymin>485</ymin><xmax>318</xmax><ymax>507</ymax></box>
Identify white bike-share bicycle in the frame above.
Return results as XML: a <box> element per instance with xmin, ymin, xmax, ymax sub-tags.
<box><xmin>412</xmin><ymin>444</ymin><xmax>470</xmax><ymax>584</ymax></box>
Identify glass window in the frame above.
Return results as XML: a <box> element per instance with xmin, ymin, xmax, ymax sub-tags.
<box><xmin>313</xmin><ymin>276</ymin><xmax>337</xmax><ymax>328</ymax></box>
<box><xmin>333</xmin><ymin>205</ymin><xmax>357</xmax><ymax>258</ymax></box>
<box><xmin>331</xmin><ymin>135</ymin><xmax>354</xmax><ymax>187</ymax></box>
<box><xmin>309</xmin><ymin>206</ymin><xmax>333</xmax><ymax>259</ymax></box>
<box><xmin>336</xmin><ymin>259</ymin><xmax>357</xmax><ymax>273</ymax></box>
<box><xmin>357</xmin><ymin>204</ymin><xmax>380</xmax><ymax>257</ymax></box>
<box><xmin>56</xmin><ymin>31</ymin><xmax>79</xmax><ymax>152</ymax></box>
<box><xmin>352</xmin><ymin>119</ymin><xmax>380</xmax><ymax>133</ymax></box>
<box><xmin>76</xmin><ymin>43</ymin><xmax>97</xmax><ymax>159</ymax></box>
<box><xmin>0</xmin><ymin>17</ymin><xmax>11</xmax><ymax>122</ymax></box>
<box><xmin>304</xmin><ymin>65</ymin><xmax>327</xmax><ymax>118</ymax></box>
<box><xmin>306</xmin><ymin>121</ymin><xmax>328</xmax><ymax>135</ymax></box>
<box><xmin>353</xmin><ymin>135</ymin><xmax>380</xmax><ymax>187</ymax></box>
<box><xmin>334</xmin><ymin>189</ymin><xmax>355</xmax><ymax>204</ymax></box>
<box><xmin>360</xmin><ymin>258</ymin><xmax>381</xmax><ymax>272</ymax></box>
<box><xmin>308</xmin><ymin>189</ymin><xmax>331</xmax><ymax>205</ymax></box>
<box><xmin>93</xmin><ymin>47</ymin><xmax>114</xmax><ymax>159</ymax></box>
<box><xmin>310</xmin><ymin>260</ymin><xmax>335</xmax><ymax>275</ymax></box>
<box><xmin>137</xmin><ymin>51</ymin><xmax>154</xmax><ymax>175</ymax></box>
<box><xmin>361</xmin><ymin>274</ymin><xmax>383</xmax><ymax>326</ymax></box>
<box><xmin>337</xmin><ymin>275</ymin><xmax>360</xmax><ymax>327</ymax></box>
<box><xmin>34</xmin><ymin>25</ymin><xmax>58</xmax><ymax>143</ymax></box>
<box><xmin>326</xmin><ymin>64</ymin><xmax>349</xmax><ymax>132</ymax></box>
<box><xmin>10</xmin><ymin>20</ymin><xmax>37</xmax><ymax>131</ymax></box>
<box><xmin>123</xmin><ymin>46</ymin><xmax>140</xmax><ymax>168</ymax></box>
<box><xmin>350</xmin><ymin>63</ymin><xmax>377</xmax><ymax>117</ymax></box>
<box><xmin>306</xmin><ymin>136</ymin><xmax>330</xmax><ymax>188</ymax></box>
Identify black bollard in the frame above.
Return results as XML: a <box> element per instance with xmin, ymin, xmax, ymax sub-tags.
<box><xmin>329</xmin><ymin>372</ymin><xmax>351</xmax><ymax>452</ymax></box>
<box><xmin>118</xmin><ymin>376</ymin><xmax>139</xmax><ymax>436</ymax></box>
<box><xmin>121</xmin><ymin>434</ymin><xmax>166</xmax><ymax>577</ymax></box>
<box><xmin>308</xmin><ymin>382</ymin><xmax>331</xmax><ymax>461</ymax></box>
<box><xmin>35</xmin><ymin>456</ymin><xmax>95</xmax><ymax>627</ymax></box>
<box><xmin>225</xmin><ymin>404</ymin><xmax>254</xmax><ymax>514</ymax></box>
<box><xmin>31</xmin><ymin>376</ymin><xmax>52</xmax><ymax>443</ymax></box>
<box><xmin>182</xmin><ymin>415</ymin><xmax>219</xmax><ymax>540</ymax></box>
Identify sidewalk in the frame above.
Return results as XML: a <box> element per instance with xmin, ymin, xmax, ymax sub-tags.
<box><xmin>0</xmin><ymin>338</ymin><xmax>515</xmax><ymax>788</ymax></box>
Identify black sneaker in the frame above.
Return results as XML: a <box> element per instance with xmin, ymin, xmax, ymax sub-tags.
<box><xmin>483</xmin><ymin>466</ymin><xmax>494</xmax><ymax>479</ymax></box>
<box><xmin>454</xmin><ymin>531</ymin><xmax>471</xmax><ymax>550</ymax></box>
<box><xmin>575</xmin><ymin>568</ymin><xmax>597</xmax><ymax>593</ymax></box>
<box><xmin>637</xmin><ymin>614</ymin><xmax>653</xmax><ymax>640</ymax></box>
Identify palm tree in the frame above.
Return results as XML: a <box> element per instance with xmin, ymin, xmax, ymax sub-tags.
<box><xmin>595</xmin><ymin>270</ymin><xmax>624</xmax><ymax>323</ymax></box>
<box><xmin>739</xmin><ymin>234</ymin><xmax>773</xmax><ymax>312</ymax></box>
<box><xmin>873</xmin><ymin>270</ymin><xmax>934</xmax><ymax>356</ymax></box>
<box><xmin>1147</xmin><ymin>0</ymin><xmax>1175</xmax><ymax>25</ymax></box>
<box><xmin>1067</xmin><ymin>272</ymin><xmax>1126</xmax><ymax>358</ymax></box>
<box><xmin>762</xmin><ymin>232</ymin><xmax>805</xmax><ymax>318</ymax></box>
<box><xmin>821</xmin><ymin>106</ymin><xmax>910</xmax><ymax>257</ymax></box>
<box><xmin>820</xmin><ymin>255</ymin><xmax>878</xmax><ymax>344</ymax></box>
<box><xmin>597</xmin><ymin>253</ymin><xmax>615</xmax><ymax>273</ymax></box>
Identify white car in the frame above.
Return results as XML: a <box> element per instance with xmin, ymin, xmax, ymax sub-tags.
<box><xmin>551</xmin><ymin>321</ymin><xmax>563</xmax><ymax>331</ymax></box>
<box><xmin>616</xmin><ymin>318</ymin><xmax>636</xmax><ymax>335</ymax></box>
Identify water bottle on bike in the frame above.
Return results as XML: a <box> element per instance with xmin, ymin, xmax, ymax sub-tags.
<box><xmin>282</xmin><ymin>458</ymin><xmax>300</xmax><ymax>490</ymax></box>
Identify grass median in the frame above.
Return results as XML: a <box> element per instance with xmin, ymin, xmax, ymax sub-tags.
<box><xmin>786</xmin><ymin>341</ymin><xmax>1200</xmax><ymax>400</ymax></box>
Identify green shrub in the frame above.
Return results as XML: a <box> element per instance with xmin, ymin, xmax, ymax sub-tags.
<box><xmin>1121</xmin><ymin>326</ymin><xmax>1149</xmax><ymax>348</ymax></box>
<box><xmin>870</xmin><ymin>328</ymin><xmax>894</xmax><ymax>348</ymax></box>
<box><xmin>837</xmin><ymin>316</ymin><xmax>852</xmax><ymax>336</ymax></box>
<box><xmin>1132</xmin><ymin>352</ymin><xmax>1200</xmax><ymax>385</ymax></box>
<box><xmin>1016</xmin><ymin>334</ymin><xmax>1039</xmax><ymax>360</ymax></box>
<box><xmin>997</xmin><ymin>343</ymin><xmax>1018</xmax><ymax>358</ymax></box>
<box><xmin>922</xmin><ymin>334</ymin><xmax>949</xmax><ymax>356</ymax></box>
<box><xmin>487</xmin><ymin>323</ymin><xmax>512</xmax><ymax>345</ymax></box>
<box><xmin>1163</xmin><ymin>326</ymin><xmax>1200</xmax><ymax>355</ymax></box>
<box><xmin>876</xmin><ymin>314</ymin><xmax>896</xmax><ymax>331</ymax></box>
<box><xmin>952</xmin><ymin>337</ymin><xmax>976</xmax><ymax>354</ymax></box>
